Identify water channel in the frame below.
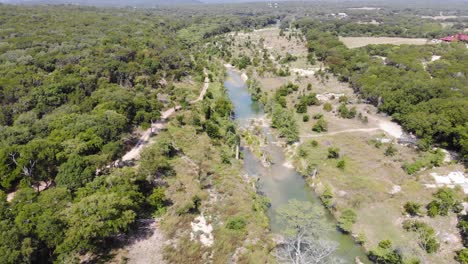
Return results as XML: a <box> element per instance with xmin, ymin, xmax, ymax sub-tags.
<box><xmin>224</xmin><ymin>68</ymin><xmax>369</xmax><ymax>263</ymax></box>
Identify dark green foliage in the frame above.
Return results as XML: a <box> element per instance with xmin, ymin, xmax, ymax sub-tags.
<box><xmin>338</xmin><ymin>104</ymin><xmax>357</xmax><ymax>119</ymax></box>
<box><xmin>327</xmin><ymin>147</ymin><xmax>340</xmax><ymax>159</ymax></box>
<box><xmin>368</xmin><ymin>240</ymin><xmax>404</xmax><ymax>264</ymax></box>
<box><xmin>427</xmin><ymin>187</ymin><xmax>459</xmax><ymax>217</ymax></box>
<box><xmin>295</xmin><ymin>94</ymin><xmax>319</xmax><ymax>113</ymax></box>
<box><xmin>404</xmin><ymin>201</ymin><xmax>422</xmax><ymax>217</ymax></box>
<box><xmin>337</xmin><ymin>208</ymin><xmax>356</xmax><ymax>233</ymax></box>
<box><xmin>226</xmin><ymin>216</ymin><xmax>247</xmax><ymax>230</ymax></box>
<box><xmin>336</xmin><ymin>159</ymin><xmax>346</xmax><ymax>170</ymax></box>
<box><xmin>303</xmin><ymin>114</ymin><xmax>310</xmax><ymax>122</ymax></box>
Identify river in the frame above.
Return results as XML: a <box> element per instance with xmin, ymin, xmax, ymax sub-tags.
<box><xmin>224</xmin><ymin>68</ymin><xmax>369</xmax><ymax>263</ymax></box>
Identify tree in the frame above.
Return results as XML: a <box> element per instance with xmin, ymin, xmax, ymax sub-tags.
<box><xmin>56</xmin><ymin>155</ymin><xmax>94</xmax><ymax>191</ymax></box>
<box><xmin>275</xmin><ymin>199</ymin><xmax>339</xmax><ymax>264</ymax></box>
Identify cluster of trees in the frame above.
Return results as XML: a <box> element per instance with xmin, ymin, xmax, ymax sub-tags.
<box><xmin>298</xmin><ymin>20</ymin><xmax>468</xmax><ymax>161</ymax></box>
<box><xmin>0</xmin><ymin>4</ymin><xmax>278</xmax><ymax>263</ymax></box>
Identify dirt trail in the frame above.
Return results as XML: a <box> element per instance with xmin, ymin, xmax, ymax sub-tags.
<box><xmin>122</xmin><ymin>73</ymin><xmax>209</xmax><ymax>162</ymax></box>
<box><xmin>125</xmin><ymin>219</ymin><xmax>166</xmax><ymax>264</ymax></box>
<box><xmin>301</xmin><ymin>128</ymin><xmax>380</xmax><ymax>139</ymax></box>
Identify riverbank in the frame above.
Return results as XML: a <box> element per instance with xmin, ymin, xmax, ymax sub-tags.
<box><xmin>225</xmin><ymin>67</ymin><xmax>370</xmax><ymax>263</ymax></box>
<box><xmin>226</xmin><ymin>27</ymin><xmax>465</xmax><ymax>263</ymax></box>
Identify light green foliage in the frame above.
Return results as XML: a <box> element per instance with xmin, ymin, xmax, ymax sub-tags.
<box><xmin>312</xmin><ymin>117</ymin><xmax>328</xmax><ymax>133</ymax></box>
<box><xmin>271</xmin><ymin>104</ymin><xmax>299</xmax><ymax>144</ymax></box>
<box><xmin>320</xmin><ymin>186</ymin><xmax>334</xmax><ymax>209</ymax></box>
<box><xmin>337</xmin><ymin>208</ymin><xmax>357</xmax><ymax>233</ymax></box>
<box><xmin>226</xmin><ymin>216</ymin><xmax>247</xmax><ymax>230</ymax></box>
<box><xmin>402</xmin><ymin>220</ymin><xmax>440</xmax><ymax>253</ymax></box>
<box><xmin>456</xmin><ymin>248</ymin><xmax>468</xmax><ymax>264</ymax></box>
<box><xmin>148</xmin><ymin>187</ymin><xmax>167</xmax><ymax>214</ymax></box>
<box><xmin>403</xmin><ymin>149</ymin><xmax>446</xmax><ymax>175</ymax></box>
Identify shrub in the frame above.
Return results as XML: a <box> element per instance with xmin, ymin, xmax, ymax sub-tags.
<box><xmin>402</xmin><ymin>220</ymin><xmax>440</xmax><ymax>253</ymax></box>
<box><xmin>312</xmin><ymin>117</ymin><xmax>327</xmax><ymax>133</ymax></box>
<box><xmin>303</xmin><ymin>114</ymin><xmax>310</xmax><ymax>122</ymax></box>
<box><xmin>385</xmin><ymin>144</ymin><xmax>397</xmax><ymax>157</ymax></box>
<box><xmin>309</xmin><ymin>140</ymin><xmax>318</xmax><ymax>147</ymax></box>
<box><xmin>336</xmin><ymin>159</ymin><xmax>346</xmax><ymax>170</ymax></box>
<box><xmin>320</xmin><ymin>186</ymin><xmax>333</xmax><ymax>209</ymax></box>
<box><xmin>337</xmin><ymin>208</ymin><xmax>357</xmax><ymax>233</ymax></box>
<box><xmin>323</xmin><ymin>102</ymin><xmax>333</xmax><ymax>112</ymax></box>
<box><xmin>313</xmin><ymin>113</ymin><xmax>323</xmax><ymax>119</ymax></box>
<box><xmin>338</xmin><ymin>104</ymin><xmax>357</xmax><ymax>119</ymax></box>
<box><xmin>403</xmin><ymin>202</ymin><xmax>421</xmax><ymax>216</ymax></box>
<box><xmin>456</xmin><ymin>248</ymin><xmax>468</xmax><ymax>264</ymax></box>
<box><xmin>327</xmin><ymin>147</ymin><xmax>340</xmax><ymax>159</ymax></box>
<box><xmin>338</xmin><ymin>96</ymin><xmax>348</xmax><ymax>104</ymax></box>
<box><xmin>426</xmin><ymin>200</ymin><xmax>441</xmax><ymax>217</ymax></box>
<box><xmin>368</xmin><ymin>240</ymin><xmax>403</xmax><ymax>264</ymax></box>
<box><xmin>226</xmin><ymin>216</ymin><xmax>247</xmax><ymax>230</ymax></box>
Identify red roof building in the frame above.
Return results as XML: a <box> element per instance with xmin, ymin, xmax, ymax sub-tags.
<box><xmin>440</xmin><ymin>33</ymin><xmax>468</xmax><ymax>42</ymax></box>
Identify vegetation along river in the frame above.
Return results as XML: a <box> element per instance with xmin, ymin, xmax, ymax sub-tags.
<box><xmin>224</xmin><ymin>68</ymin><xmax>369</xmax><ymax>263</ymax></box>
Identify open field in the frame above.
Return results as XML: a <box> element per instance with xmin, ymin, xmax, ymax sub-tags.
<box><xmin>339</xmin><ymin>36</ymin><xmax>431</xmax><ymax>48</ymax></box>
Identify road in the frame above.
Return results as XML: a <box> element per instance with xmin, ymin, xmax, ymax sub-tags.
<box><xmin>121</xmin><ymin>73</ymin><xmax>209</xmax><ymax>162</ymax></box>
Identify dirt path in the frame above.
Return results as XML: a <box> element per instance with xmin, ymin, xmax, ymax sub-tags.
<box><xmin>301</xmin><ymin>127</ymin><xmax>380</xmax><ymax>139</ymax></box>
<box><xmin>122</xmin><ymin>73</ymin><xmax>209</xmax><ymax>162</ymax></box>
<box><xmin>125</xmin><ymin>219</ymin><xmax>166</xmax><ymax>264</ymax></box>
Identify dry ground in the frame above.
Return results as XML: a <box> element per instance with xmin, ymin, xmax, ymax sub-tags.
<box><xmin>339</xmin><ymin>36</ymin><xmax>431</xmax><ymax>48</ymax></box>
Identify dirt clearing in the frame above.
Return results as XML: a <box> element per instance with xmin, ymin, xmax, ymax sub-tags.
<box><xmin>339</xmin><ymin>36</ymin><xmax>430</xmax><ymax>48</ymax></box>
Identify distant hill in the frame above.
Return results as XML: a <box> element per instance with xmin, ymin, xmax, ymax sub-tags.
<box><xmin>0</xmin><ymin>0</ymin><xmax>201</xmax><ymax>7</ymax></box>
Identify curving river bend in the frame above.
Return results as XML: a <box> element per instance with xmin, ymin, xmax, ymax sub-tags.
<box><xmin>224</xmin><ymin>68</ymin><xmax>369</xmax><ymax>263</ymax></box>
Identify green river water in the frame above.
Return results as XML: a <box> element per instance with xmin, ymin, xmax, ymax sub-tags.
<box><xmin>224</xmin><ymin>68</ymin><xmax>370</xmax><ymax>263</ymax></box>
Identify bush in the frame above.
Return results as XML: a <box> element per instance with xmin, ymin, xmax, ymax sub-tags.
<box><xmin>337</xmin><ymin>208</ymin><xmax>357</xmax><ymax>233</ymax></box>
<box><xmin>310</xmin><ymin>140</ymin><xmax>318</xmax><ymax>147</ymax></box>
<box><xmin>402</xmin><ymin>220</ymin><xmax>439</xmax><ymax>253</ymax></box>
<box><xmin>323</xmin><ymin>102</ymin><xmax>333</xmax><ymax>112</ymax></box>
<box><xmin>312</xmin><ymin>117</ymin><xmax>327</xmax><ymax>133</ymax></box>
<box><xmin>385</xmin><ymin>144</ymin><xmax>397</xmax><ymax>157</ymax></box>
<box><xmin>338</xmin><ymin>96</ymin><xmax>348</xmax><ymax>104</ymax></box>
<box><xmin>313</xmin><ymin>113</ymin><xmax>323</xmax><ymax>119</ymax></box>
<box><xmin>427</xmin><ymin>187</ymin><xmax>459</xmax><ymax>217</ymax></box>
<box><xmin>368</xmin><ymin>240</ymin><xmax>403</xmax><ymax>264</ymax></box>
<box><xmin>338</xmin><ymin>104</ymin><xmax>356</xmax><ymax>119</ymax></box>
<box><xmin>327</xmin><ymin>147</ymin><xmax>340</xmax><ymax>159</ymax></box>
<box><xmin>226</xmin><ymin>216</ymin><xmax>247</xmax><ymax>230</ymax></box>
<box><xmin>403</xmin><ymin>202</ymin><xmax>421</xmax><ymax>216</ymax></box>
<box><xmin>456</xmin><ymin>248</ymin><xmax>468</xmax><ymax>264</ymax></box>
<box><xmin>336</xmin><ymin>159</ymin><xmax>346</xmax><ymax>170</ymax></box>
<box><xmin>303</xmin><ymin>114</ymin><xmax>310</xmax><ymax>122</ymax></box>
<box><xmin>320</xmin><ymin>186</ymin><xmax>333</xmax><ymax>208</ymax></box>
